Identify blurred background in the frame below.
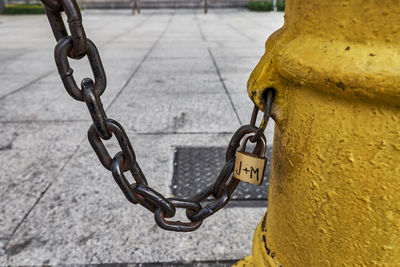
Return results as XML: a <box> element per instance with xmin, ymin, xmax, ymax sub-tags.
<box><xmin>0</xmin><ymin>0</ymin><xmax>284</xmax><ymax>13</ymax></box>
<box><xmin>0</xmin><ymin>1</ymin><xmax>283</xmax><ymax>266</ymax></box>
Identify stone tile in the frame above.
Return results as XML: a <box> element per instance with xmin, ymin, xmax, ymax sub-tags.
<box><xmin>6</xmin><ymin>133</ymin><xmax>266</xmax><ymax>265</ymax></box>
<box><xmin>0</xmin><ymin>50</ymin><xmax>54</xmax><ymax>99</ymax></box>
<box><xmin>222</xmin><ymin>75</ymin><xmax>252</xmax><ymax>95</ymax></box>
<box><xmin>229</xmin><ymin>92</ymin><xmax>255</xmax><ymax>123</ymax></box>
<box><xmin>0</xmin><ymin>50</ymin><xmax>53</xmax><ymax>75</ymax></box>
<box><xmin>210</xmin><ymin>47</ymin><xmax>266</xmax><ymax>59</ymax></box>
<box><xmin>0</xmin><ymin>78</ymin><xmax>87</xmax><ymax>122</ymax></box>
<box><xmin>0</xmin><ymin>48</ymin><xmax>30</xmax><ymax>62</ymax></box>
<box><xmin>107</xmin><ymin>90</ymin><xmax>241</xmax><ymax>133</ymax></box>
<box><xmin>211</xmin><ymin>56</ymin><xmax>260</xmax><ymax>74</ymax></box>
<box><xmin>0</xmin><ymin>12</ymin><xmax>165</xmax><ymax>102</ymax></box>
<box><xmin>209</xmin><ymin>55</ymin><xmax>261</xmax><ymax>95</ymax></box>
<box><xmin>0</xmin><ymin>49</ymin><xmax>147</xmax><ymax>122</ymax></box>
<box><xmin>119</xmin><ymin>71</ymin><xmax>223</xmax><ymax>95</ymax></box>
<box><xmin>149</xmin><ymin>44</ymin><xmax>209</xmax><ymax>59</ymax></box>
<box><xmin>0</xmin><ymin>11</ymin><xmax>173</xmax><ymax>121</ymax></box>
<box><xmin>0</xmin><ymin>17</ymin><xmax>54</xmax><ymax>50</ymax></box>
<box><xmin>139</xmin><ymin>57</ymin><xmax>216</xmax><ymax>75</ymax></box>
<box><xmin>0</xmin><ymin>122</ymin><xmax>86</xmax><ymax>238</ymax></box>
<box><xmin>0</xmin><ymin>255</ymin><xmax>6</xmax><ymax>266</ymax></box>
<box><xmin>208</xmin><ymin>54</ymin><xmax>274</xmax><ymax>140</ymax></box>
<box><xmin>0</xmin><ymin>239</ymin><xmax>7</xmax><ymax>266</ymax></box>
<box><xmin>105</xmin><ymin>56</ymin><xmax>243</xmax><ymax>134</ymax></box>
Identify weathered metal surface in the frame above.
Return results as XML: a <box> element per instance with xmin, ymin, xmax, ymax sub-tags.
<box><xmin>237</xmin><ymin>0</ymin><xmax>400</xmax><ymax>266</ymax></box>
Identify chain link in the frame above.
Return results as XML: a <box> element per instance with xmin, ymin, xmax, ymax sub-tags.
<box><xmin>250</xmin><ymin>89</ymin><xmax>274</xmax><ymax>143</ymax></box>
<box><xmin>155</xmin><ymin>198</ymin><xmax>203</xmax><ymax>232</ymax></box>
<box><xmin>88</xmin><ymin>119</ymin><xmax>136</xmax><ymax>171</ymax></box>
<box><xmin>41</xmin><ymin>0</ymin><xmax>62</xmax><ymax>11</ymax></box>
<box><xmin>40</xmin><ymin>0</ymin><xmax>274</xmax><ymax>232</ymax></box>
<box><xmin>43</xmin><ymin>0</ymin><xmax>87</xmax><ymax>59</ymax></box>
<box><xmin>82</xmin><ymin>78</ymin><xmax>111</xmax><ymax>139</ymax></box>
<box><xmin>55</xmin><ymin>36</ymin><xmax>106</xmax><ymax>101</ymax></box>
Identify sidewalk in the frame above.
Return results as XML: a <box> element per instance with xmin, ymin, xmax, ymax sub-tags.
<box><xmin>0</xmin><ymin>9</ymin><xmax>283</xmax><ymax>266</ymax></box>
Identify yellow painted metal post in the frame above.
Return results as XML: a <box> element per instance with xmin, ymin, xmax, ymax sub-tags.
<box><xmin>235</xmin><ymin>0</ymin><xmax>400</xmax><ymax>266</ymax></box>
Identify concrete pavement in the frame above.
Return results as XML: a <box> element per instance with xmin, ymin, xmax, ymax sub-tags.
<box><xmin>0</xmin><ymin>9</ymin><xmax>283</xmax><ymax>266</ymax></box>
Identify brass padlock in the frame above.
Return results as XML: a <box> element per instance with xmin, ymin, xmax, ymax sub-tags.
<box><xmin>233</xmin><ymin>136</ymin><xmax>267</xmax><ymax>185</ymax></box>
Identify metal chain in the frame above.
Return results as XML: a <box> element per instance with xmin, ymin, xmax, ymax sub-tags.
<box><xmin>40</xmin><ymin>0</ymin><xmax>274</xmax><ymax>232</ymax></box>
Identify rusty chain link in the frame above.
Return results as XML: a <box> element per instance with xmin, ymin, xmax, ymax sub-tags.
<box><xmin>40</xmin><ymin>0</ymin><xmax>274</xmax><ymax>232</ymax></box>
<box><xmin>43</xmin><ymin>0</ymin><xmax>87</xmax><ymax>59</ymax></box>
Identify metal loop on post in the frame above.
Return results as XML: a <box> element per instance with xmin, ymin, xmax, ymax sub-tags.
<box><xmin>55</xmin><ymin>37</ymin><xmax>106</xmax><ymax>101</ymax></box>
<box><xmin>82</xmin><ymin>78</ymin><xmax>111</xmax><ymax>140</ymax></box>
<box><xmin>154</xmin><ymin>198</ymin><xmax>203</xmax><ymax>232</ymax></box>
<box><xmin>88</xmin><ymin>119</ymin><xmax>136</xmax><ymax>171</ymax></box>
<box><xmin>250</xmin><ymin>89</ymin><xmax>274</xmax><ymax>143</ymax></box>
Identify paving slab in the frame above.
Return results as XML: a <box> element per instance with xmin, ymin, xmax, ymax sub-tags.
<box><xmin>138</xmin><ymin>57</ymin><xmax>216</xmax><ymax>75</ymax></box>
<box><xmin>0</xmin><ymin>51</ymin><xmax>54</xmax><ymax>99</ymax></box>
<box><xmin>0</xmin><ymin>48</ymin><xmax>30</xmax><ymax>62</ymax></box>
<box><xmin>0</xmin><ymin>11</ymin><xmax>166</xmax><ymax>103</ymax></box>
<box><xmin>0</xmin><ymin>42</ymin><xmax>158</xmax><ymax>122</ymax></box>
<box><xmin>106</xmin><ymin>53</ymin><xmax>242</xmax><ymax>133</ymax></box>
<box><xmin>107</xmin><ymin>91</ymin><xmax>241</xmax><ymax>133</ymax></box>
<box><xmin>0</xmin><ymin>239</ymin><xmax>6</xmax><ymax>266</ymax></box>
<box><xmin>0</xmin><ymin>122</ymin><xmax>86</xmax><ymax>238</ymax></box>
<box><xmin>211</xmin><ymin>56</ymin><xmax>260</xmax><ymax>73</ymax></box>
<box><xmin>208</xmin><ymin>55</ymin><xmax>261</xmax><ymax>94</ymax></box>
<box><xmin>0</xmin><ymin>16</ymin><xmax>54</xmax><ymax>49</ymax></box>
<box><xmin>149</xmin><ymin>44</ymin><xmax>209</xmax><ymax>59</ymax></box>
<box><xmin>123</xmin><ymin>71</ymin><xmax>222</xmax><ymax>95</ymax></box>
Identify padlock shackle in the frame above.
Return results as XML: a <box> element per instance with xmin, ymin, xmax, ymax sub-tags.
<box><xmin>241</xmin><ymin>134</ymin><xmax>267</xmax><ymax>157</ymax></box>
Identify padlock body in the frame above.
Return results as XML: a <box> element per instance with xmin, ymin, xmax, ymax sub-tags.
<box><xmin>233</xmin><ymin>152</ymin><xmax>267</xmax><ymax>185</ymax></box>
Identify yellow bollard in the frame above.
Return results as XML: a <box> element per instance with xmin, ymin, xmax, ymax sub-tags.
<box><xmin>235</xmin><ymin>0</ymin><xmax>400</xmax><ymax>266</ymax></box>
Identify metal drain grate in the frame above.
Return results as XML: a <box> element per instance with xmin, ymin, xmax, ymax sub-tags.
<box><xmin>171</xmin><ymin>146</ymin><xmax>272</xmax><ymax>207</ymax></box>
